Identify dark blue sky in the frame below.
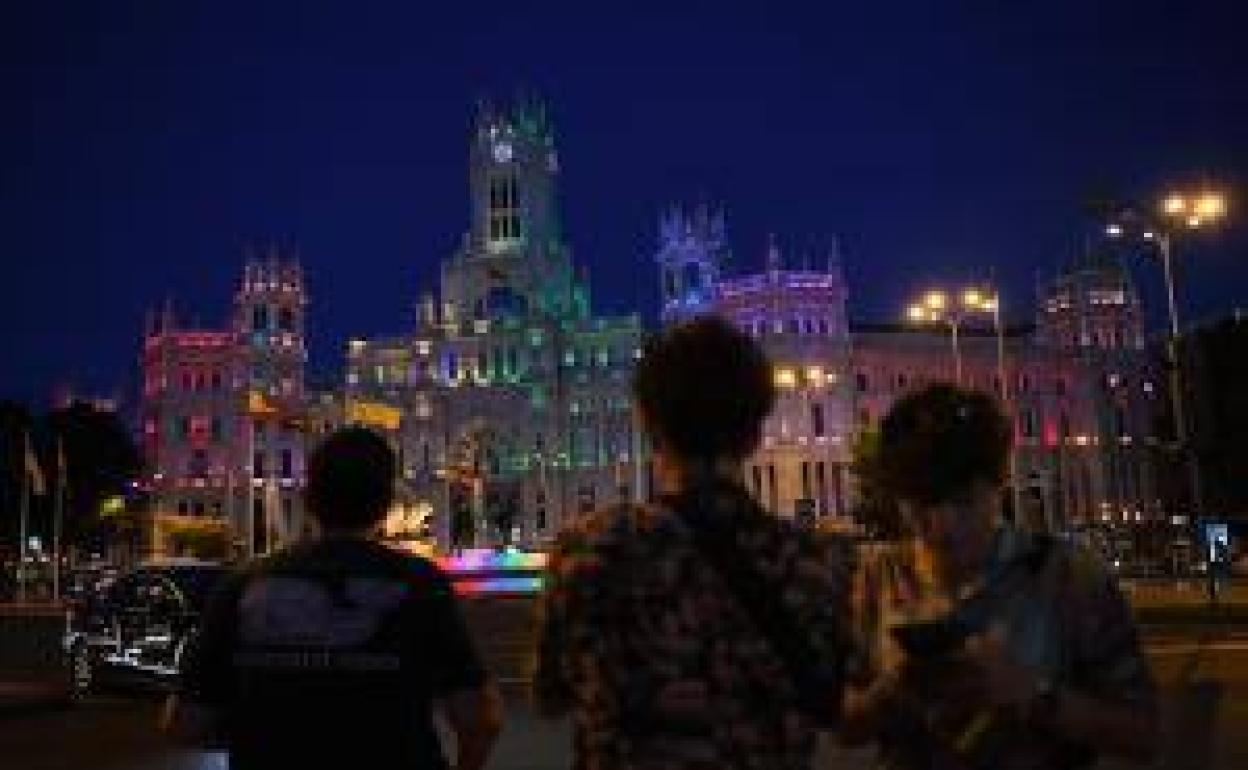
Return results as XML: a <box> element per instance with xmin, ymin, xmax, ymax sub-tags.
<box><xmin>3</xmin><ymin>1</ymin><xmax>1246</xmax><ymax>406</ymax></box>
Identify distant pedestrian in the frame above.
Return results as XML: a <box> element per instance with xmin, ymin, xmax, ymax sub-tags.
<box><xmin>840</xmin><ymin>384</ymin><xmax>1158</xmax><ymax>769</ymax></box>
<box><xmin>164</xmin><ymin>427</ymin><xmax>502</xmax><ymax>770</ymax></box>
<box><xmin>533</xmin><ymin>317</ymin><xmax>853</xmax><ymax>769</ymax></box>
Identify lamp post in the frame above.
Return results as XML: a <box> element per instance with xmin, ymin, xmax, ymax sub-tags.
<box><xmin>907</xmin><ymin>290</ymin><xmax>963</xmax><ymax>384</ymax></box>
<box><xmin>1106</xmin><ymin>189</ymin><xmax>1227</xmax><ymax>593</ymax></box>
<box><xmin>1106</xmin><ymin>191</ymin><xmax>1225</xmax><ymax>522</ymax></box>
<box><xmin>907</xmin><ymin>285</ymin><xmax>1023</xmax><ymax>521</ymax></box>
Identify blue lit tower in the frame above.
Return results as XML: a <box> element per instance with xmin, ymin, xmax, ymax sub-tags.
<box><xmin>656</xmin><ymin>204</ymin><xmax>728</xmax><ymax>324</ymax></box>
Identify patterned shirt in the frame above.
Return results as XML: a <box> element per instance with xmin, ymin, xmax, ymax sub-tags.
<box><xmin>852</xmin><ymin>528</ymin><xmax>1158</xmax><ymax>770</ymax></box>
<box><xmin>533</xmin><ymin>484</ymin><xmax>853</xmax><ymax>770</ymax></box>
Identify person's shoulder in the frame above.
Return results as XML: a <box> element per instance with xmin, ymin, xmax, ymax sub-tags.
<box><xmin>547</xmin><ymin>503</ymin><xmax>673</xmax><ymax>576</ymax></box>
<box><xmin>1059</xmin><ymin>539</ymin><xmax>1119</xmax><ymax>591</ymax></box>
<box><xmin>755</xmin><ymin>514</ymin><xmax>856</xmax><ymax>562</ymax></box>
<box><xmin>556</xmin><ymin>503</ymin><xmax>672</xmax><ymax>549</ymax></box>
<box><xmin>357</xmin><ymin>541</ymin><xmax>452</xmax><ymax>587</ymax></box>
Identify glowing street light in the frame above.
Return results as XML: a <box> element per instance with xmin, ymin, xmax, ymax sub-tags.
<box><xmin>1194</xmin><ymin>192</ymin><xmax>1226</xmax><ymax>221</ymax></box>
<box><xmin>906</xmin><ymin>290</ymin><xmax>962</xmax><ymax>384</ymax></box>
<box><xmin>924</xmin><ymin>290</ymin><xmax>948</xmax><ymax>311</ymax></box>
<box><xmin>1106</xmin><ymin>186</ymin><xmax>1229</xmax><ymax>577</ymax></box>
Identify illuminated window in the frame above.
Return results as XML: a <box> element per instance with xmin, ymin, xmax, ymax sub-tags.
<box><xmin>1021</xmin><ymin>409</ymin><xmax>1038</xmax><ymax>439</ymax></box>
<box><xmin>811</xmin><ymin>403</ymin><xmax>826</xmax><ymax>438</ymax></box>
<box><xmin>488</xmin><ymin>175</ymin><xmax>520</xmax><ymax>242</ymax></box>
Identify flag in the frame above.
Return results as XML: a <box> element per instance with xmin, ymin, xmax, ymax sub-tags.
<box><xmin>24</xmin><ymin>433</ymin><xmax>46</xmax><ymax>496</ymax></box>
<box><xmin>56</xmin><ymin>437</ymin><xmax>67</xmax><ymax>490</ymax></box>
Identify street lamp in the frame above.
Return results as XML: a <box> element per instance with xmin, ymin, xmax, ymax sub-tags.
<box><xmin>907</xmin><ymin>284</ymin><xmax>1022</xmax><ymax>515</ymax></box>
<box><xmin>1106</xmin><ymin>188</ymin><xmax>1227</xmax><ymax>586</ymax></box>
<box><xmin>1107</xmin><ymin>189</ymin><xmax>1226</xmax><ymax>506</ymax></box>
<box><xmin>906</xmin><ymin>290</ymin><xmax>963</xmax><ymax>384</ymax></box>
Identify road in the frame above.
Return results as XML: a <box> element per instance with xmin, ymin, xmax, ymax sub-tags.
<box><xmin>3</xmin><ymin>595</ymin><xmax>1248</xmax><ymax>769</ymax></box>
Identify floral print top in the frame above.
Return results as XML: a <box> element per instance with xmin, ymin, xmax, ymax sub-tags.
<box><xmin>533</xmin><ymin>483</ymin><xmax>853</xmax><ymax>770</ymax></box>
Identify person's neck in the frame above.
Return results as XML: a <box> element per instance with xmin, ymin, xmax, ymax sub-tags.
<box><xmin>658</xmin><ymin>456</ymin><xmax>743</xmax><ymax>496</ymax></box>
<box><xmin>318</xmin><ymin>527</ymin><xmax>375</xmax><ymax>542</ymax></box>
<box><xmin>927</xmin><ymin>532</ymin><xmax>997</xmax><ymax>592</ymax></box>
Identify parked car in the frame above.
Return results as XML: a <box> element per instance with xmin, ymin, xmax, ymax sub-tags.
<box><xmin>63</xmin><ymin>559</ymin><xmax>227</xmax><ymax>701</ymax></box>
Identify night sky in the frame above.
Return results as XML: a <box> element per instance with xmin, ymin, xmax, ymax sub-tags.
<box><xmin>3</xmin><ymin>1</ymin><xmax>1246</xmax><ymax>407</ymax></box>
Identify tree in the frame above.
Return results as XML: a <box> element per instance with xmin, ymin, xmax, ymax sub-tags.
<box><xmin>42</xmin><ymin>401</ymin><xmax>142</xmax><ymax>554</ymax></box>
<box><xmin>1188</xmin><ymin>315</ymin><xmax>1248</xmax><ymax>520</ymax></box>
<box><xmin>0</xmin><ymin>401</ymin><xmax>37</xmax><ymax>561</ymax></box>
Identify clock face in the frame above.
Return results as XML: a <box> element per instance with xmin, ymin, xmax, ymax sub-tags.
<box><xmin>492</xmin><ymin>141</ymin><xmax>513</xmax><ymax>163</ymax></box>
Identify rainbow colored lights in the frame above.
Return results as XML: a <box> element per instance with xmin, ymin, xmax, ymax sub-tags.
<box><xmin>453</xmin><ymin>575</ymin><xmax>545</xmax><ymax>595</ymax></box>
<box><xmin>437</xmin><ymin>549</ymin><xmax>548</xmax><ymax>573</ymax></box>
<box><xmin>437</xmin><ymin>549</ymin><xmax>548</xmax><ymax>596</ymax></box>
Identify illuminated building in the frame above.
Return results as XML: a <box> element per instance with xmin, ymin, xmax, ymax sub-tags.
<box><xmin>346</xmin><ymin>100</ymin><xmax>643</xmax><ymax>550</ymax></box>
<box><xmin>140</xmin><ymin>250</ymin><xmax>308</xmax><ymax>557</ymax></box>
<box><xmin>659</xmin><ymin>216</ymin><xmax>856</xmax><ymax>523</ymax></box>
<box><xmin>665</xmin><ymin>209</ymin><xmax>1159</xmax><ymax>533</ymax></box>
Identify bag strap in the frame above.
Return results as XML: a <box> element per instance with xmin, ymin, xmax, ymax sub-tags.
<box><xmin>662</xmin><ymin>487</ymin><xmax>835</xmax><ymax>716</ymax></box>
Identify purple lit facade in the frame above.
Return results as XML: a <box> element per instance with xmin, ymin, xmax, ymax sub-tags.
<box><xmin>661</xmin><ymin>206</ymin><xmax>1160</xmax><ymax>532</ymax></box>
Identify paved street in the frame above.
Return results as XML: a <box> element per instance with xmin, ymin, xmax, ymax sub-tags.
<box><xmin>4</xmin><ymin>590</ymin><xmax>1248</xmax><ymax>770</ymax></box>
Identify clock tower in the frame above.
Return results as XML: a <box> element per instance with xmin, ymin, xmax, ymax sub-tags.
<box><xmin>440</xmin><ymin>99</ymin><xmax>582</xmax><ymax>324</ymax></box>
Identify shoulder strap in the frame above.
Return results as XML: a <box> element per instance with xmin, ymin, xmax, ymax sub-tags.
<box><xmin>664</xmin><ymin>488</ymin><xmax>840</xmax><ymax>722</ymax></box>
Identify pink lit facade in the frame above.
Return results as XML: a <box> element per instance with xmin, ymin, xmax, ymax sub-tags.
<box><xmin>140</xmin><ymin>253</ymin><xmax>309</xmax><ymax>556</ymax></box>
<box><xmin>660</xmin><ymin>206</ymin><xmax>1160</xmax><ymax>533</ymax></box>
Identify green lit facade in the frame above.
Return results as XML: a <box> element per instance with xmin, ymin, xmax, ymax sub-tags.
<box><xmin>345</xmin><ymin>101</ymin><xmax>644</xmax><ymax>549</ymax></box>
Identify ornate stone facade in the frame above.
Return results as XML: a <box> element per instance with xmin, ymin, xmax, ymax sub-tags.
<box><xmin>345</xmin><ymin>101</ymin><xmax>643</xmax><ymax>550</ymax></box>
<box><xmin>140</xmin><ymin>252</ymin><xmax>308</xmax><ymax>557</ymax></box>
<box><xmin>665</xmin><ymin>217</ymin><xmax>1160</xmax><ymax>533</ymax></box>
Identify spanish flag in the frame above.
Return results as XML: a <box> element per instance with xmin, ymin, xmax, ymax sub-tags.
<box><xmin>24</xmin><ymin>432</ymin><xmax>46</xmax><ymax>497</ymax></box>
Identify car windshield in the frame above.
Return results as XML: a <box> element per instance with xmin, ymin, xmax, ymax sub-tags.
<box><xmin>164</xmin><ymin>567</ymin><xmax>227</xmax><ymax>610</ymax></box>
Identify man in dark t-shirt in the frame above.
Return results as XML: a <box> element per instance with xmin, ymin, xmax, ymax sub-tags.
<box><xmin>164</xmin><ymin>428</ymin><xmax>502</xmax><ymax>770</ymax></box>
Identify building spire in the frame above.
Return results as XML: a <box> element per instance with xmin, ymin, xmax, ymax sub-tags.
<box><xmin>766</xmin><ymin>233</ymin><xmax>781</xmax><ymax>272</ymax></box>
<box><xmin>161</xmin><ymin>295</ymin><xmax>176</xmax><ymax>333</ymax></box>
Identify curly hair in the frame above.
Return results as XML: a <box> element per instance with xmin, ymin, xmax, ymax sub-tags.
<box><xmin>633</xmin><ymin>316</ymin><xmax>776</xmax><ymax>461</ymax></box>
<box><xmin>878</xmin><ymin>383</ymin><xmax>1011</xmax><ymax>506</ymax></box>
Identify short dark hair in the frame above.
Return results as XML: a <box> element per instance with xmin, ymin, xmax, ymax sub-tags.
<box><xmin>305</xmin><ymin>427</ymin><xmax>396</xmax><ymax>531</ymax></box>
<box><xmin>878</xmin><ymin>384</ymin><xmax>1011</xmax><ymax>506</ymax></box>
<box><xmin>633</xmin><ymin>316</ymin><xmax>775</xmax><ymax>461</ymax></box>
